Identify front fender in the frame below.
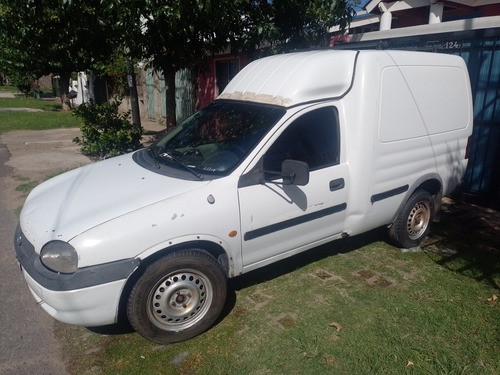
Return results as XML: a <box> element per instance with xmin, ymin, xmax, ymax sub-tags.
<box><xmin>136</xmin><ymin>234</ymin><xmax>238</xmax><ymax>278</ymax></box>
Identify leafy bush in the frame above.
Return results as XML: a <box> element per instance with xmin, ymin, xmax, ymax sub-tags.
<box><xmin>7</xmin><ymin>71</ymin><xmax>33</xmax><ymax>97</ymax></box>
<box><xmin>73</xmin><ymin>99</ymin><xmax>143</xmax><ymax>159</ymax></box>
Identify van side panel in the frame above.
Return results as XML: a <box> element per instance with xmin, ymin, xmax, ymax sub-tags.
<box><xmin>398</xmin><ymin>66</ymin><xmax>470</xmax><ymax>134</ymax></box>
<box><xmin>373</xmin><ymin>63</ymin><xmax>438</xmax><ymax>219</ymax></box>
<box><xmin>381</xmin><ymin>51</ymin><xmax>473</xmax><ymax>197</ymax></box>
<box><xmin>378</xmin><ymin>67</ymin><xmax>429</xmax><ymax>142</ymax></box>
<box><xmin>376</xmin><ymin>63</ymin><xmax>472</xmax><ymax>200</ymax></box>
<box><xmin>346</xmin><ymin>52</ymin><xmax>472</xmax><ymax>235</ymax></box>
<box><xmin>398</xmin><ymin>65</ymin><xmax>472</xmax><ymax>196</ymax></box>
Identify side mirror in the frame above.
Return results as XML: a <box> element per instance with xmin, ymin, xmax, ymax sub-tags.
<box><xmin>282</xmin><ymin>159</ymin><xmax>309</xmax><ymax>186</ymax></box>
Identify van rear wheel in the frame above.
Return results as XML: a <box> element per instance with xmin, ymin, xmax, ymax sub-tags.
<box><xmin>127</xmin><ymin>249</ymin><xmax>227</xmax><ymax>344</ymax></box>
<box><xmin>389</xmin><ymin>190</ymin><xmax>434</xmax><ymax>248</ymax></box>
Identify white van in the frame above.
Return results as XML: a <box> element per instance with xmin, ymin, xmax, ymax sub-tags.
<box><xmin>15</xmin><ymin>50</ymin><xmax>473</xmax><ymax>344</ymax></box>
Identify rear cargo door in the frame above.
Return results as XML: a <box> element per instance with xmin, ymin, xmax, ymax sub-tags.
<box><xmin>238</xmin><ymin>106</ymin><xmax>348</xmax><ymax>269</ymax></box>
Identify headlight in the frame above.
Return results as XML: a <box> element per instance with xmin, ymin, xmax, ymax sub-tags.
<box><xmin>40</xmin><ymin>241</ymin><xmax>78</xmax><ymax>274</ymax></box>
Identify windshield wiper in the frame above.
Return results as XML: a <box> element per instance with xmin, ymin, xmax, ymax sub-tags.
<box><xmin>147</xmin><ymin>145</ymin><xmax>161</xmax><ymax>169</ymax></box>
<box><xmin>158</xmin><ymin>151</ymin><xmax>204</xmax><ymax>180</ymax></box>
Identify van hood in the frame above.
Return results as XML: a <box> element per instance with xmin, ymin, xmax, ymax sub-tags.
<box><xmin>20</xmin><ymin>152</ymin><xmax>209</xmax><ymax>252</ymax></box>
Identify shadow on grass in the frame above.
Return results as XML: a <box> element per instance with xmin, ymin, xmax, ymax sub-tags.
<box><xmin>220</xmin><ymin>227</ymin><xmax>388</xmax><ymax>324</ymax></box>
<box><xmin>424</xmin><ymin>198</ymin><xmax>500</xmax><ymax>290</ymax></box>
<box><xmin>229</xmin><ymin>227</ymin><xmax>386</xmax><ymax>292</ymax></box>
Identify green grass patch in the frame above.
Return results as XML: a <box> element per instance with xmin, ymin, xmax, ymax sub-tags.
<box><xmin>15</xmin><ymin>180</ymin><xmax>39</xmax><ymax>194</ymax></box>
<box><xmin>0</xmin><ymin>97</ymin><xmax>62</xmax><ymax>110</ymax></box>
<box><xmin>0</xmin><ymin>111</ymin><xmax>82</xmax><ymax>133</ymax></box>
<box><xmin>0</xmin><ymin>92</ymin><xmax>81</xmax><ymax>132</ymax></box>
<box><xmin>55</xmin><ymin>202</ymin><xmax>499</xmax><ymax>375</ymax></box>
<box><xmin>13</xmin><ymin>175</ymin><xmax>40</xmax><ymax>216</ymax></box>
<box><xmin>0</xmin><ymin>85</ymin><xmax>19</xmax><ymax>92</ymax></box>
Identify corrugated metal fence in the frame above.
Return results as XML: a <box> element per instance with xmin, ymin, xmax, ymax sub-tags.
<box><xmin>145</xmin><ymin>68</ymin><xmax>196</xmax><ymax>124</ymax></box>
<box><xmin>457</xmin><ymin>37</ymin><xmax>500</xmax><ymax>203</ymax></box>
<box><xmin>175</xmin><ymin>68</ymin><xmax>196</xmax><ymax>123</ymax></box>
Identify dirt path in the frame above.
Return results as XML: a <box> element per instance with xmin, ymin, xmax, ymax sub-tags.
<box><xmin>0</xmin><ymin>129</ymin><xmax>90</xmax><ymax>375</ymax></box>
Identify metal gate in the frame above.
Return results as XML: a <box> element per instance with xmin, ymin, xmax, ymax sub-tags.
<box><xmin>175</xmin><ymin>68</ymin><xmax>196</xmax><ymax>123</ymax></box>
<box><xmin>457</xmin><ymin>37</ymin><xmax>500</xmax><ymax>204</ymax></box>
<box><xmin>145</xmin><ymin>68</ymin><xmax>196</xmax><ymax>124</ymax></box>
<box><xmin>145</xmin><ymin>69</ymin><xmax>156</xmax><ymax>119</ymax></box>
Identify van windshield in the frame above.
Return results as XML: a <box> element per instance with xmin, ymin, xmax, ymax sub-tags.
<box><xmin>149</xmin><ymin>101</ymin><xmax>285</xmax><ymax>177</ymax></box>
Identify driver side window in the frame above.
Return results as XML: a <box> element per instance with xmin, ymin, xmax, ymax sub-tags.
<box><xmin>263</xmin><ymin>107</ymin><xmax>340</xmax><ymax>179</ymax></box>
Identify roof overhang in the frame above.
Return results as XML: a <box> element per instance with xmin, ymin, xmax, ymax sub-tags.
<box><xmin>349</xmin><ymin>14</ymin><xmax>500</xmax><ymax>41</ymax></box>
<box><xmin>365</xmin><ymin>0</ymin><xmax>500</xmax><ymax>14</ymax></box>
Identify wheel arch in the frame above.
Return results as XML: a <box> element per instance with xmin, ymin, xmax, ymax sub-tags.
<box><xmin>139</xmin><ymin>240</ymin><xmax>230</xmax><ymax>275</ymax></box>
<box><xmin>116</xmin><ymin>240</ymin><xmax>231</xmax><ymax>326</ymax></box>
<box><xmin>391</xmin><ymin>174</ymin><xmax>443</xmax><ymax>225</ymax></box>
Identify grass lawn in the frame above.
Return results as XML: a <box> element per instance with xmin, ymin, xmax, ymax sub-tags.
<box><xmin>0</xmin><ymin>95</ymin><xmax>82</xmax><ymax>133</ymax></box>
<box><xmin>0</xmin><ymin>85</ymin><xmax>19</xmax><ymax>92</ymax></box>
<box><xmin>0</xmin><ymin>96</ymin><xmax>62</xmax><ymax>110</ymax></box>
<box><xmin>0</xmin><ymin>111</ymin><xmax>82</xmax><ymax>132</ymax></box>
<box><xmin>55</xmin><ymin>200</ymin><xmax>499</xmax><ymax>375</ymax></box>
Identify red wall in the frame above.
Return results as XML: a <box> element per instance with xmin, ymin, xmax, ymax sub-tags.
<box><xmin>197</xmin><ymin>53</ymin><xmax>252</xmax><ymax>109</ymax></box>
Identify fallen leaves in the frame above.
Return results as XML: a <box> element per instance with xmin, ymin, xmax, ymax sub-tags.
<box><xmin>329</xmin><ymin>322</ymin><xmax>342</xmax><ymax>333</ymax></box>
<box><xmin>329</xmin><ymin>322</ymin><xmax>342</xmax><ymax>342</ymax></box>
<box><xmin>487</xmin><ymin>294</ymin><xmax>498</xmax><ymax>303</ymax></box>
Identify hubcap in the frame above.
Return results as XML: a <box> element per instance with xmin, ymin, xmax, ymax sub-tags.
<box><xmin>148</xmin><ymin>269</ymin><xmax>213</xmax><ymax>331</ymax></box>
<box><xmin>406</xmin><ymin>201</ymin><xmax>431</xmax><ymax>240</ymax></box>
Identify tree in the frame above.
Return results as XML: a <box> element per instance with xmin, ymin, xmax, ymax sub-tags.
<box><xmin>114</xmin><ymin>0</ymin><xmax>355</xmax><ymax>129</ymax></box>
<box><xmin>0</xmin><ymin>0</ymin><xmax>131</xmax><ymax>109</ymax></box>
<box><xmin>235</xmin><ymin>0</ymin><xmax>355</xmax><ymax>55</ymax></box>
<box><xmin>1</xmin><ymin>0</ymin><xmax>355</xmax><ymax>124</ymax></box>
<box><xmin>108</xmin><ymin>0</ymin><xmax>242</xmax><ymax>129</ymax></box>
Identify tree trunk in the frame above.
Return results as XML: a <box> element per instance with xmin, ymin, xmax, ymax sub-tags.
<box><xmin>164</xmin><ymin>68</ymin><xmax>177</xmax><ymax>130</ymax></box>
<box><xmin>59</xmin><ymin>71</ymin><xmax>72</xmax><ymax>111</ymax></box>
<box><xmin>126</xmin><ymin>57</ymin><xmax>142</xmax><ymax>131</ymax></box>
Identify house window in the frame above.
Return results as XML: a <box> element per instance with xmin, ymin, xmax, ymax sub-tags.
<box><xmin>215</xmin><ymin>59</ymin><xmax>239</xmax><ymax>95</ymax></box>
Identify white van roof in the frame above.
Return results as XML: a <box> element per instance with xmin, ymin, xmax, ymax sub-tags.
<box><xmin>218</xmin><ymin>49</ymin><xmax>467</xmax><ymax>107</ymax></box>
<box><xmin>218</xmin><ymin>50</ymin><xmax>358</xmax><ymax>107</ymax></box>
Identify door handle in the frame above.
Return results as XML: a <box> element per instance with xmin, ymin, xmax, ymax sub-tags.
<box><xmin>330</xmin><ymin>178</ymin><xmax>345</xmax><ymax>192</ymax></box>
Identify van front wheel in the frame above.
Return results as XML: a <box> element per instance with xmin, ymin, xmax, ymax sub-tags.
<box><xmin>389</xmin><ymin>190</ymin><xmax>434</xmax><ymax>248</ymax></box>
<box><xmin>127</xmin><ymin>249</ymin><xmax>227</xmax><ymax>344</ymax></box>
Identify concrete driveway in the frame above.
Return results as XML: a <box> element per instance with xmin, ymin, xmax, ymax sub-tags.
<box><xmin>0</xmin><ymin>91</ymin><xmax>15</xmax><ymax>98</ymax></box>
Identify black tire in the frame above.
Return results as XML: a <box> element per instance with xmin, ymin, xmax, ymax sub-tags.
<box><xmin>388</xmin><ymin>190</ymin><xmax>434</xmax><ymax>248</ymax></box>
<box><xmin>127</xmin><ymin>249</ymin><xmax>227</xmax><ymax>344</ymax></box>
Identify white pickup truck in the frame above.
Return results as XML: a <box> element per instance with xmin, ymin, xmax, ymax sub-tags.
<box><xmin>15</xmin><ymin>50</ymin><xmax>473</xmax><ymax>344</ymax></box>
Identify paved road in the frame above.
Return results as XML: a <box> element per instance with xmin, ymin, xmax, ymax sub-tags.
<box><xmin>0</xmin><ymin>129</ymin><xmax>89</xmax><ymax>375</ymax></box>
<box><xmin>0</xmin><ymin>91</ymin><xmax>15</xmax><ymax>98</ymax></box>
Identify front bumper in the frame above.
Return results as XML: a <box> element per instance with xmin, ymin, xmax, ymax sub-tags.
<box><xmin>22</xmin><ymin>270</ymin><xmax>126</xmax><ymax>326</ymax></box>
<box><xmin>14</xmin><ymin>225</ymin><xmax>140</xmax><ymax>326</ymax></box>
